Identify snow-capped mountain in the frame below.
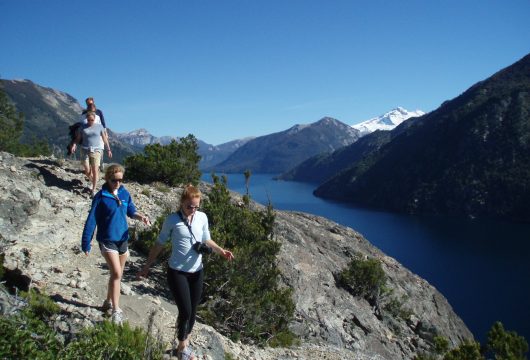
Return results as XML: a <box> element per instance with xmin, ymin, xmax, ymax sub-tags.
<box><xmin>351</xmin><ymin>107</ymin><xmax>425</xmax><ymax>136</ymax></box>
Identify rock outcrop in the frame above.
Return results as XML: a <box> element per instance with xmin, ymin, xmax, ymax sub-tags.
<box><xmin>0</xmin><ymin>152</ymin><xmax>472</xmax><ymax>359</ymax></box>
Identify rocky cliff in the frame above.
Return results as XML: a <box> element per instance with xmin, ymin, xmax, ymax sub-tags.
<box><xmin>0</xmin><ymin>153</ymin><xmax>472</xmax><ymax>359</ymax></box>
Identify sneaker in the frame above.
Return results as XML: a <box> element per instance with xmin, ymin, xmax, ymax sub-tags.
<box><xmin>101</xmin><ymin>299</ymin><xmax>112</xmax><ymax>312</ymax></box>
<box><xmin>177</xmin><ymin>347</ymin><xmax>196</xmax><ymax>360</ymax></box>
<box><xmin>111</xmin><ymin>309</ymin><xmax>124</xmax><ymax>325</ymax></box>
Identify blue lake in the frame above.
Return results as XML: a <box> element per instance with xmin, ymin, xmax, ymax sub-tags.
<box><xmin>202</xmin><ymin>173</ymin><xmax>530</xmax><ymax>343</ymax></box>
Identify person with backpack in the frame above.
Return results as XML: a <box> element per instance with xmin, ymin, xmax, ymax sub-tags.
<box><xmin>66</xmin><ymin>97</ymin><xmax>105</xmax><ymax>156</ymax></box>
<box><xmin>82</xmin><ymin>97</ymin><xmax>107</xmax><ymax>171</ymax></box>
<box><xmin>137</xmin><ymin>185</ymin><xmax>234</xmax><ymax>360</ymax></box>
<box><xmin>82</xmin><ymin>97</ymin><xmax>106</xmax><ymax>128</ymax></box>
<box><xmin>71</xmin><ymin>111</ymin><xmax>112</xmax><ymax>196</ymax></box>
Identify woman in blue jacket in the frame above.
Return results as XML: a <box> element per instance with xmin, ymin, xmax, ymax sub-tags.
<box><xmin>81</xmin><ymin>164</ymin><xmax>151</xmax><ymax>324</ymax></box>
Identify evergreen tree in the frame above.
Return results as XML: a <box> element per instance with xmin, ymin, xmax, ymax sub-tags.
<box><xmin>124</xmin><ymin>134</ymin><xmax>201</xmax><ymax>186</ymax></box>
<box><xmin>0</xmin><ymin>88</ymin><xmax>24</xmax><ymax>153</ymax></box>
<box><xmin>0</xmin><ymin>88</ymin><xmax>51</xmax><ymax>156</ymax></box>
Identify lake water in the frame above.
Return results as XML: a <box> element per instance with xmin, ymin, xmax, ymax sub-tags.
<box><xmin>202</xmin><ymin>173</ymin><xmax>530</xmax><ymax>343</ymax></box>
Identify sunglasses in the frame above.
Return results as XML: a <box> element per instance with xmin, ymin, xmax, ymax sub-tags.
<box><xmin>187</xmin><ymin>205</ymin><xmax>200</xmax><ymax>210</ymax></box>
<box><xmin>110</xmin><ymin>178</ymin><xmax>124</xmax><ymax>184</ymax></box>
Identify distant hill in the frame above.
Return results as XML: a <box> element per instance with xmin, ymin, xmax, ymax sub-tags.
<box><xmin>315</xmin><ymin>53</ymin><xmax>530</xmax><ymax>221</ymax></box>
<box><xmin>279</xmin><ymin>107</ymin><xmax>424</xmax><ymax>183</ymax></box>
<box><xmin>0</xmin><ymin>79</ymin><xmax>81</xmax><ymax>147</ymax></box>
<box><xmin>114</xmin><ymin>128</ymin><xmax>253</xmax><ymax>169</ymax></box>
<box><xmin>210</xmin><ymin>117</ymin><xmax>361</xmax><ymax>173</ymax></box>
<box><xmin>278</xmin><ymin>130</ymin><xmax>393</xmax><ymax>183</ymax></box>
<box><xmin>0</xmin><ymin>79</ymin><xmax>140</xmax><ymax>163</ymax></box>
<box><xmin>351</xmin><ymin>107</ymin><xmax>425</xmax><ymax>136</ymax></box>
<box><xmin>0</xmin><ymin>79</ymin><xmax>248</xmax><ymax>167</ymax></box>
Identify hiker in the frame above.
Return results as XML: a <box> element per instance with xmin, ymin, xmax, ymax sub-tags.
<box><xmin>82</xmin><ymin>97</ymin><xmax>107</xmax><ymax>171</ymax></box>
<box><xmin>82</xmin><ymin>97</ymin><xmax>106</xmax><ymax>128</ymax></box>
<box><xmin>81</xmin><ymin>164</ymin><xmax>151</xmax><ymax>325</ymax></box>
<box><xmin>67</xmin><ymin>98</ymin><xmax>106</xmax><ymax>156</ymax></box>
<box><xmin>71</xmin><ymin>111</ymin><xmax>112</xmax><ymax>196</ymax></box>
<box><xmin>137</xmin><ymin>185</ymin><xmax>234</xmax><ymax>360</ymax></box>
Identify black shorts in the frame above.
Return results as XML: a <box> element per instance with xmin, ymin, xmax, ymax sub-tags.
<box><xmin>98</xmin><ymin>240</ymin><xmax>129</xmax><ymax>255</ymax></box>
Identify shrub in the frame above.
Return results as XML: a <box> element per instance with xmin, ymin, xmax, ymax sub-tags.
<box><xmin>336</xmin><ymin>253</ymin><xmax>386</xmax><ymax>306</ymax></box>
<box><xmin>383</xmin><ymin>294</ymin><xmax>413</xmax><ymax>321</ymax></box>
<box><xmin>132</xmin><ymin>213</ymin><xmax>172</xmax><ymax>262</ymax></box>
<box><xmin>443</xmin><ymin>340</ymin><xmax>483</xmax><ymax>360</ymax></box>
<box><xmin>20</xmin><ymin>288</ymin><xmax>61</xmax><ymax>319</ymax></box>
<box><xmin>199</xmin><ymin>174</ymin><xmax>296</xmax><ymax>346</ymax></box>
<box><xmin>0</xmin><ymin>89</ymin><xmax>50</xmax><ymax>157</ymax></box>
<box><xmin>124</xmin><ymin>135</ymin><xmax>201</xmax><ymax>186</ymax></box>
<box><xmin>61</xmin><ymin>320</ymin><xmax>165</xmax><ymax>360</ymax></box>
<box><xmin>0</xmin><ymin>313</ymin><xmax>62</xmax><ymax>359</ymax></box>
<box><xmin>486</xmin><ymin>321</ymin><xmax>528</xmax><ymax>360</ymax></box>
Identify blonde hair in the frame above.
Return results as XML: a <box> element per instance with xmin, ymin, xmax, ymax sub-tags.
<box><xmin>180</xmin><ymin>184</ymin><xmax>201</xmax><ymax>209</ymax></box>
<box><xmin>104</xmin><ymin>164</ymin><xmax>125</xmax><ymax>181</ymax></box>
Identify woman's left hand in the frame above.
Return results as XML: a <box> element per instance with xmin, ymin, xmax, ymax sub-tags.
<box><xmin>141</xmin><ymin>215</ymin><xmax>151</xmax><ymax>226</ymax></box>
<box><xmin>221</xmin><ymin>249</ymin><xmax>234</xmax><ymax>261</ymax></box>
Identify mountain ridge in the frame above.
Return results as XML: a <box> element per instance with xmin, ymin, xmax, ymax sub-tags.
<box><xmin>315</xmin><ymin>53</ymin><xmax>530</xmax><ymax>221</ymax></box>
<box><xmin>209</xmin><ymin>117</ymin><xmax>361</xmax><ymax>173</ymax></box>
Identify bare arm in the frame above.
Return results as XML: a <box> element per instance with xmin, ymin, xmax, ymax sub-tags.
<box><xmin>205</xmin><ymin>239</ymin><xmax>235</xmax><ymax>261</ymax></box>
<box><xmin>137</xmin><ymin>243</ymin><xmax>165</xmax><ymax>278</ymax></box>
<box><xmin>102</xmin><ymin>131</ymin><xmax>112</xmax><ymax>158</ymax></box>
<box><xmin>132</xmin><ymin>212</ymin><xmax>151</xmax><ymax>226</ymax></box>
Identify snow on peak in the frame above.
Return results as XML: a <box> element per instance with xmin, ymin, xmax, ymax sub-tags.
<box><xmin>351</xmin><ymin>107</ymin><xmax>425</xmax><ymax>136</ymax></box>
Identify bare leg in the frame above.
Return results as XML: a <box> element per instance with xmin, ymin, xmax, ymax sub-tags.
<box><xmin>82</xmin><ymin>159</ymin><xmax>91</xmax><ymax>180</ymax></box>
<box><xmin>91</xmin><ymin>162</ymin><xmax>99</xmax><ymax>193</ymax></box>
<box><xmin>102</xmin><ymin>251</ymin><xmax>124</xmax><ymax>311</ymax></box>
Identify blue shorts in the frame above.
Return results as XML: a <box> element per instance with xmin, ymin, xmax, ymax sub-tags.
<box><xmin>98</xmin><ymin>240</ymin><xmax>128</xmax><ymax>255</ymax></box>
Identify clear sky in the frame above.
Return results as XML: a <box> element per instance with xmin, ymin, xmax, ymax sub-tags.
<box><xmin>1</xmin><ymin>1</ymin><xmax>529</xmax><ymax>145</ymax></box>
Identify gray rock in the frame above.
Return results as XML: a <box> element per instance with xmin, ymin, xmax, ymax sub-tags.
<box><xmin>0</xmin><ymin>153</ymin><xmax>473</xmax><ymax>360</ymax></box>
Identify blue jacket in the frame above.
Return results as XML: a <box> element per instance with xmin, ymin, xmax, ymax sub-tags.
<box><xmin>81</xmin><ymin>185</ymin><xmax>137</xmax><ymax>252</ymax></box>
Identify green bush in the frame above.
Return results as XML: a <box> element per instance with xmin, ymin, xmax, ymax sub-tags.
<box><xmin>382</xmin><ymin>294</ymin><xmax>413</xmax><ymax>321</ymax></box>
<box><xmin>336</xmin><ymin>253</ymin><xmax>386</xmax><ymax>306</ymax></box>
<box><xmin>199</xmin><ymin>174</ymin><xmax>296</xmax><ymax>346</ymax></box>
<box><xmin>0</xmin><ymin>315</ymin><xmax>61</xmax><ymax>359</ymax></box>
<box><xmin>0</xmin><ymin>291</ymin><xmax>166</xmax><ymax>360</ymax></box>
<box><xmin>124</xmin><ymin>135</ymin><xmax>201</xmax><ymax>186</ymax></box>
<box><xmin>132</xmin><ymin>213</ymin><xmax>172</xmax><ymax>262</ymax></box>
<box><xmin>0</xmin><ymin>88</ymin><xmax>50</xmax><ymax>157</ymax></box>
<box><xmin>61</xmin><ymin>320</ymin><xmax>165</xmax><ymax>360</ymax></box>
<box><xmin>486</xmin><ymin>321</ymin><xmax>528</xmax><ymax>360</ymax></box>
<box><xmin>443</xmin><ymin>340</ymin><xmax>483</xmax><ymax>360</ymax></box>
<box><xmin>20</xmin><ymin>288</ymin><xmax>61</xmax><ymax>319</ymax></box>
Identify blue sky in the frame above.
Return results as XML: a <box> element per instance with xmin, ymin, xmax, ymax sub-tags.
<box><xmin>1</xmin><ymin>1</ymin><xmax>529</xmax><ymax>145</ymax></box>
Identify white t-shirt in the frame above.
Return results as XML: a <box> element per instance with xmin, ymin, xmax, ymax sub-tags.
<box><xmin>157</xmin><ymin>211</ymin><xmax>211</xmax><ymax>273</ymax></box>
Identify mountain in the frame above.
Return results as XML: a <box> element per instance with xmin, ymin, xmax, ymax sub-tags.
<box><xmin>278</xmin><ymin>130</ymin><xmax>393</xmax><ymax>183</ymax></box>
<box><xmin>351</xmin><ymin>107</ymin><xmax>425</xmax><ymax>136</ymax></box>
<box><xmin>0</xmin><ymin>79</ymin><xmax>140</xmax><ymax>163</ymax></box>
<box><xmin>315</xmin><ymin>53</ymin><xmax>530</xmax><ymax>221</ymax></box>
<box><xmin>114</xmin><ymin>128</ymin><xmax>253</xmax><ymax>169</ymax></box>
<box><xmin>0</xmin><ymin>79</ymin><xmax>82</xmax><ymax>147</ymax></box>
<box><xmin>210</xmin><ymin>117</ymin><xmax>361</xmax><ymax>173</ymax></box>
<box><xmin>0</xmin><ymin>79</ymin><xmax>248</xmax><ymax>168</ymax></box>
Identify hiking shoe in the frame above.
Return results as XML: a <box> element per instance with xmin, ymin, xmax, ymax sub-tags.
<box><xmin>177</xmin><ymin>347</ymin><xmax>195</xmax><ymax>360</ymax></box>
<box><xmin>101</xmin><ymin>299</ymin><xmax>112</xmax><ymax>312</ymax></box>
<box><xmin>111</xmin><ymin>309</ymin><xmax>124</xmax><ymax>325</ymax></box>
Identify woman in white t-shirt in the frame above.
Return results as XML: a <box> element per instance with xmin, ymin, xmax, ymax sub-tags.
<box><xmin>72</xmin><ymin>111</ymin><xmax>112</xmax><ymax>196</ymax></box>
<box><xmin>138</xmin><ymin>185</ymin><xmax>234</xmax><ymax>360</ymax></box>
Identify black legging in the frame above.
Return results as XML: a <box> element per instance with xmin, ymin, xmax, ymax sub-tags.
<box><xmin>167</xmin><ymin>267</ymin><xmax>204</xmax><ymax>341</ymax></box>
